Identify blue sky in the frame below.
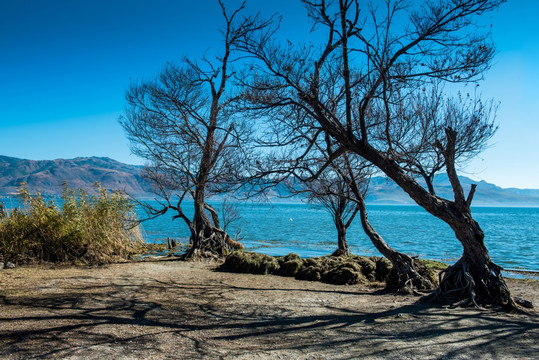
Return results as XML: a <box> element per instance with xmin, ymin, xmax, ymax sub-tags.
<box><xmin>0</xmin><ymin>1</ymin><xmax>537</xmax><ymax>189</ymax></box>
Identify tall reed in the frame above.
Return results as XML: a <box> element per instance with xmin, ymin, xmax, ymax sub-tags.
<box><xmin>0</xmin><ymin>183</ymin><xmax>144</xmax><ymax>264</ymax></box>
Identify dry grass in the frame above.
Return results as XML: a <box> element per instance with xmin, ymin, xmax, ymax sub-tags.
<box><xmin>0</xmin><ymin>184</ymin><xmax>144</xmax><ymax>265</ymax></box>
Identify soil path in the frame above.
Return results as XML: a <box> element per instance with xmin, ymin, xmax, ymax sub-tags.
<box><xmin>1</xmin><ymin>259</ymin><xmax>538</xmax><ymax>359</ymax></box>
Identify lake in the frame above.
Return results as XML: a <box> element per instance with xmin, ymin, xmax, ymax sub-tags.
<box><xmin>138</xmin><ymin>201</ymin><xmax>539</xmax><ymax>275</ymax></box>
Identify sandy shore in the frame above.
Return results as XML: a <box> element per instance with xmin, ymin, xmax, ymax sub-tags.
<box><xmin>1</xmin><ymin>258</ymin><xmax>538</xmax><ymax>359</ymax></box>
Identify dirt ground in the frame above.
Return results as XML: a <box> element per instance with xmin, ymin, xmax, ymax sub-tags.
<box><xmin>0</xmin><ymin>258</ymin><xmax>537</xmax><ymax>360</ymax></box>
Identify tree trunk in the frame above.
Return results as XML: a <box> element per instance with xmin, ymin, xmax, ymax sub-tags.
<box><xmin>332</xmin><ymin>216</ymin><xmax>350</xmax><ymax>257</ymax></box>
<box><xmin>357</xmin><ymin>197</ymin><xmax>436</xmax><ymax>292</ymax></box>
<box><xmin>184</xmin><ymin>186</ymin><xmax>230</xmax><ymax>259</ymax></box>
<box><xmin>353</xmin><ymin>142</ymin><xmax>514</xmax><ymax>307</ymax></box>
<box><xmin>423</xmin><ymin>211</ymin><xmax>513</xmax><ymax>308</ymax></box>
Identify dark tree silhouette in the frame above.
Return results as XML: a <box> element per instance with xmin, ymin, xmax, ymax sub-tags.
<box><xmin>303</xmin><ymin>160</ymin><xmax>362</xmax><ymax>258</ymax></box>
<box><xmin>242</xmin><ymin>101</ymin><xmax>436</xmax><ymax>290</ymax></box>
<box><xmin>239</xmin><ymin>0</ymin><xmax>512</xmax><ymax>307</ymax></box>
<box><xmin>121</xmin><ymin>1</ymin><xmax>266</xmax><ymax>258</ymax></box>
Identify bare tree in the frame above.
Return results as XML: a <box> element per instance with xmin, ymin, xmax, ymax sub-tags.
<box><xmin>301</xmin><ymin>151</ymin><xmax>436</xmax><ymax>290</ymax></box>
<box><xmin>243</xmin><ymin>101</ymin><xmax>436</xmax><ymax>290</ymax></box>
<box><xmin>239</xmin><ymin>0</ymin><xmax>515</xmax><ymax>308</ymax></box>
<box><xmin>304</xmin><ymin>166</ymin><xmax>360</xmax><ymax>257</ymax></box>
<box><xmin>121</xmin><ymin>1</ymin><xmax>265</xmax><ymax>258</ymax></box>
<box><xmin>339</xmin><ymin>154</ymin><xmax>437</xmax><ymax>291</ymax></box>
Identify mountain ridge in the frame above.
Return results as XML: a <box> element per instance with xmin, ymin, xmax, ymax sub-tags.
<box><xmin>1</xmin><ymin>155</ymin><xmax>538</xmax><ymax>206</ymax></box>
<box><xmin>0</xmin><ymin>155</ymin><xmax>151</xmax><ymax>196</ymax></box>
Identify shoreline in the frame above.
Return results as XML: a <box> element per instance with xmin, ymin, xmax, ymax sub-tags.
<box><xmin>144</xmin><ymin>247</ymin><xmax>539</xmax><ymax>280</ymax></box>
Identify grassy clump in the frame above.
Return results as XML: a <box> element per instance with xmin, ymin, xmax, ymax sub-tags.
<box><xmin>0</xmin><ymin>184</ymin><xmax>145</xmax><ymax>265</ymax></box>
<box><xmin>277</xmin><ymin>253</ymin><xmax>303</xmax><ymax>277</ymax></box>
<box><xmin>324</xmin><ymin>262</ymin><xmax>367</xmax><ymax>285</ymax></box>
<box><xmin>221</xmin><ymin>251</ymin><xmax>396</xmax><ymax>286</ymax></box>
<box><xmin>222</xmin><ymin>251</ymin><xmax>280</xmax><ymax>275</ymax></box>
<box><xmin>418</xmin><ymin>259</ymin><xmax>448</xmax><ymax>271</ymax></box>
<box><xmin>372</xmin><ymin>256</ymin><xmax>393</xmax><ymax>281</ymax></box>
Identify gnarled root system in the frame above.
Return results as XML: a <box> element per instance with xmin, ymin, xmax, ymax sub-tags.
<box><xmin>422</xmin><ymin>258</ymin><xmax>523</xmax><ymax>311</ymax></box>
<box><xmin>386</xmin><ymin>257</ymin><xmax>437</xmax><ymax>295</ymax></box>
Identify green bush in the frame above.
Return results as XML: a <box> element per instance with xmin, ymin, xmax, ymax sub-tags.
<box><xmin>0</xmin><ymin>183</ymin><xmax>144</xmax><ymax>264</ymax></box>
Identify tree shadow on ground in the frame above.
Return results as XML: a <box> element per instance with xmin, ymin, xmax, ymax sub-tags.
<box><xmin>0</xmin><ymin>277</ymin><xmax>537</xmax><ymax>359</ymax></box>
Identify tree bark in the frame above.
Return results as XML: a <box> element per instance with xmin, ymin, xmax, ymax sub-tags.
<box><xmin>352</xmin><ymin>141</ymin><xmax>513</xmax><ymax>307</ymax></box>
<box><xmin>185</xmin><ymin>178</ymin><xmax>231</xmax><ymax>258</ymax></box>
<box><xmin>332</xmin><ymin>216</ymin><xmax>350</xmax><ymax>257</ymax></box>
<box><xmin>422</xmin><ymin>208</ymin><xmax>513</xmax><ymax>308</ymax></box>
<box><xmin>356</xmin><ymin>196</ymin><xmax>436</xmax><ymax>292</ymax></box>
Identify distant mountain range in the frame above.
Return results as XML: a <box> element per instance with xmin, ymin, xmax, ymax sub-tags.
<box><xmin>1</xmin><ymin>155</ymin><xmax>538</xmax><ymax>206</ymax></box>
<box><xmin>0</xmin><ymin>155</ymin><xmax>152</xmax><ymax>196</ymax></box>
<box><xmin>367</xmin><ymin>176</ymin><xmax>539</xmax><ymax>206</ymax></box>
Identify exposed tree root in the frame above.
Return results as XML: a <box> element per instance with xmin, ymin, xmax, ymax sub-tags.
<box><xmin>331</xmin><ymin>248</ymin><xmax>350</xmax><ymax>257</ymax></box>
<box><xmin>421</xmin><ymin>258</ymin><xmax>529</xmax><ymax>312</ymax></box>
<box><xmin>183</xmin><ymin>226</ymin><xmax>243</xmax><ymax>260</ymax></box>
<box><xmin>386</xmin><ymin>257</ymin><xmax>437</xmax><ymax>295</ymax></box>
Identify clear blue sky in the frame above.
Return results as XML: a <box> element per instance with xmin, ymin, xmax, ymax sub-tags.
<box><xmin>0</xmin><ymin>0</ymin><xmax>537</xmax><ymax>189</ymax></box>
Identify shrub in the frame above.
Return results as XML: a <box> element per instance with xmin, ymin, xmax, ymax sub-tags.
<box><xmin>0</xmin><ymin>183</ymin><xmax>144</xmax><ymax>264</ymax></box>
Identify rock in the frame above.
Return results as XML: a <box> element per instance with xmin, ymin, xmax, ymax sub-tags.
<box><xmin>5</xmin><ymin>262</ymin><xmax>15</xmax><ymax>269</ymax></box>
<box><xmin>515</xmin><ymin>296</ymin><xmax>534</xmax><ymax>309</ymax></box>
<box><xmin>0</xmin><ymin>262</ymin><xmax>4</xmax><ymax>270</ymax></box>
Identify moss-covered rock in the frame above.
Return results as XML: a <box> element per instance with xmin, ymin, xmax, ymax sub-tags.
<box><xmin>418</xmin><ymin>259</ymin><xmax>448</xmax><ymax>271</ymax></box>
<box><xmin>283</xmin><ymin>253</ymin><xmax>301</xmax><ymax>262</ymax></box>
<box><xmin>279</xmin><ymin>259</ymin><xmax>303</xmax><ymax>277</ymax></box>
<box><xmin>221</xmin><ymin>251</ymin><xmax>433</xmax><ymax>289</ymax></box>
<box><xmin>303</xmin><ymin>257</ymin><xmax>322</xmax><ymax>268</ymax></box>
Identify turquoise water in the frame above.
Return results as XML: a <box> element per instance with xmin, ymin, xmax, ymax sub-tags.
<box><xmin>138</xmin><ymin>202</ymin><xmax>538</xmax><ymax>273</ymax></box>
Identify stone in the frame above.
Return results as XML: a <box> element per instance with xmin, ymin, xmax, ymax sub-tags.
<box><xmin>515</xmin><ymin>296</ymin><xmax>534</xmax><ymax>309</ymax></box>
<box><xmin>5</xmin><ymin>261</ymin><xmax>15</xmax><ymax>269</ymax></box>
<box><xmin>0</xmin><ymin>262</ymin><xmax>4</xmax><ymax>270</ymax></box>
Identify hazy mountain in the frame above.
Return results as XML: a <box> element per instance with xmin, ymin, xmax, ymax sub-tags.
<box><xmin>367</xmin><ymin>175</ymin><xmax>539</xmax><ymax>206</ymax></box>
<box><xmin>1</xmin><ymin>155</ymin><xmax>538</xmax><ymax>206</ymax></box>
<box><xmin>0</xmin><ymin>155</ymin><xmax>152</xmax><ymax>196</ymax></box>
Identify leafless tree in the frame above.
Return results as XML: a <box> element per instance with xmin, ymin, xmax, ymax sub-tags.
<box><xmin>121</xmin><ymin>1</ymin><xmax>266</xmax><ymax>258</ymax></box>
<box><xmin>239</xmin><ymin>0</ymin><xmax>515</xmax><ymax>308</ymax></box>
<box><xmin>304</xmin><ymin>163</ymin><xmax>361</xmax><ymax>257</ymax></box>
<box><xmin>338</xmin><ymin>154</ymin><xmax>437</xmax><ymax>291</ymax></box>
<box><xmin>243</xmin><ymin>99</ymin><xmax>437</xmax><ymax>290</ymax></box>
